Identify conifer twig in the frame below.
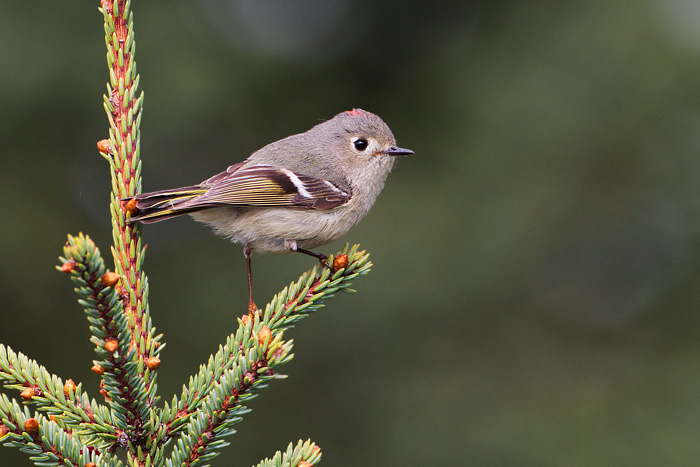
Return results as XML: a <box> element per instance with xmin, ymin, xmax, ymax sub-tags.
<box><xmin>254</xmin><ymin>439</ymin><xmax>322</xmax><ymax>467</ymax></box>
<box><xmin>167</xmin><ymin>247</ymin><xmax>371</xmax><ymax>435</ymax></box>
<box><xmin>1</xmin><ymin>2</ymin><xmax>371</xmax><ymax>466</ymax></box>
<box><xmin>0</xmin><ymin>395</ymin><xmax>105</xmax><ymax>466</ymax></box>
<box><xmin>98</xmin><ymin>1</ymin><xmax>161</xmax><ymax>451</ymax></box>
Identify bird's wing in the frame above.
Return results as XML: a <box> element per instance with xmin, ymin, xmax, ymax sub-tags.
<box><xmin>189</xmin><ymin>165</ymin><xmax>351</xmax><ymax>210</ymax></box>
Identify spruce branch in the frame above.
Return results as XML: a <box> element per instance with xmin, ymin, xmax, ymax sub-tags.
<box><xmin>253</xmin><ymin>439</ymin><xmax>322</xmax><ymax>467</ymax></box>
<box><xmin>59</xmin><ymin>233</ymin><xmax>136</xmax><ymax>411</ymax></box>
<box><xmin>1</xmin><ymin>1</ymin><xmax>372</xmax><ymax>465</ymax></box>
<box><xmin>167</xmin><ymin>247</ymin><xmax>371</xmax><ymax>437</ymax></box>
<box><xmin>99</xmin><ymin>0</ymin><xmax>160</xmax><ymax>447</ymax></box>
<box><xmin>0</xmin><ymin>345</ymin><xmax>107</xmax><ymax>437</ymax></box>
<box><xmin>101</xmin><ymin>0</ymin><xmax>155</xmax><ymax>375</ymax></box>
<box><xmin>0</xmin><ymin>395</ymin><xmax>109</xmax><ymax>467</ymax></box>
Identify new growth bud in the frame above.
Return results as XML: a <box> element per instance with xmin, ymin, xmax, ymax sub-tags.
<box><xmin>145</xmin><ymin>357</ymin><xmax>161</xmax><ymax>370</ymax></box>
<box><xmin>63</xmin><ymin>379</ymin><xmax>77</xmax><ymax>396</ymax></box>
<box><xmin>96</xmin><ymin>139</ymin><xmax>112</xmax><ymax>154</ymax></box>
<box><xmin>257</xmin><ymin>326</ymin><xmax>272</xmax><ymax>345</ymax></box>
<box><xmin>24</xmin><ymin>418</ymin><xmax>39</xmax><ymax>434</ymax></box>
<box><xmin>124</xmin><ymin>198</ymin><xmax>139</xmax><ymax>215</ymax></box>
<box><xmin>101</xmin><ymin>272</ymin><xmax>120</xmax><ymax>287</ymax></box>
<box><xmin>104</xmin><ymin>338</ymin><xmax>119</xmax><ymax>353</ymax></box>
<box><xmin>332</xmin><ymin>254</ymin><xmax>349</xmax><ymax>271</ymax></box>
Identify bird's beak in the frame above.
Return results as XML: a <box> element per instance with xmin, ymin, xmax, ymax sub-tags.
<box><xmin>383</xmin><ymin>146</ymin><xmax>414</xmax><ymax>156</ymax></box>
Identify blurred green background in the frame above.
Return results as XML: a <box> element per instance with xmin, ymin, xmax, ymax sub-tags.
<box><xmin>3</xmin><ymin>0</ymin><xmax>700</xmax><ymax>465</ymax></box>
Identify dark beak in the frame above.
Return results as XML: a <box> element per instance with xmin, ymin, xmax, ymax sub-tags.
<box><xmin>383</xmin><ymin>146</ymin><xmax>414</xmax><ymax>156</ymax></box>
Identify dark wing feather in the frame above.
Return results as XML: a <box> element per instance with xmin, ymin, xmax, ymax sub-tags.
<box><xmin>132</xmin><ymin>186</ymin><xmax>207</xmax><ymax>210</ymax></box>
<box><xmin>201</xmin><ymin>161</ymin><xmax>246</xmax><ymax>185</ymax></box>
<box><xmin>127</xmin><ymin>186</ymin><xmax>208</xmax><ymax>223</ymax></box>
<box><xmin>126</xmin><ymin>164</ymin><xmax>351</xmax><ymax>224</ymax></box>
<box><xmin>186</xmin><ymin>165</ymin><xmax>351</xmax><ymax>210</ymax></box>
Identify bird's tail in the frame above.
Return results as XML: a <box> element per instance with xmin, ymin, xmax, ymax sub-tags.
<box><xmin>126</xmin><ymin>186</ymin><xmax>208</xmax><ymax>224</ymax></box>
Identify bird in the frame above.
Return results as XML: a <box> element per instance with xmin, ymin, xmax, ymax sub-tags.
<box><xmin>125</xmin><ymin>109</ymin><xmax>412</xmax><ymax>311</ymax></box>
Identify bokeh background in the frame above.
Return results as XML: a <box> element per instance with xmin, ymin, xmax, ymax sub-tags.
<box><xmin>3</xmin><ymin>0</ymin><xmax>700</xmax><ymax>465</ymax></box>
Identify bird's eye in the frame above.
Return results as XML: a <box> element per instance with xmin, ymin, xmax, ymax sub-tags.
<box><xmin>353</xmin><ymin>138</ymin><xmax>368</xmax><ymax>151</ymax></box>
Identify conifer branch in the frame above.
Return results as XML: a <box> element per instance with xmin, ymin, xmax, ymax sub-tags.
<box><xmin>59</xmin><ymin>233</ymin><xmax>138</xmax><ymax>429</ymax></box>
<box><xmin>99</xmin><ymin>0</ymin><xmax>159</xmax><ymax>447</ymax></box>
<box><xmin>1</xmin><ymin>1</ymin><xmax>373</xmax><ymax>465</ymax></box>
<box><xmin>166</xmin><ymin>351</ymin><xmax>283</xmax><ymax>466</ymax></box>
<box><xmin>0</xmin><ymin>396</ymin><xmax>109</xmax><ymax>467</ymax></box>
<box><xmin>101</xmin><ymin>0</ymin><xmax>148</xmax><ymax>350</ymax></box>
<box><xmin>254</xmin><ymin>439</ymin><xmax>322</xmax><ymax>467</ymax></box>
<box><xmin>165</xmin><ymin>246</ymin><xmax>371</xmax><ymax>438</ymax></box>
<box><xmin>0</xmin><ymin>344</ymin><xmax>109</xmax><ymax>438</ymax></box>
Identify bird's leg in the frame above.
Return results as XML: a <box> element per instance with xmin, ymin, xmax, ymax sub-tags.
<box><xmin>284</xmin><ymin>239</ymin><xmax>331</xmax><ymax>269</ymax></box>
<box><xmin>244</xmin><ymin>244</ymin><xmax>258</xmax><ymax>314</ymax></box>
<box><xmin>296</xmin><ymin>247</ymin><xmax>331</xmax><ymax>269</ymax></box>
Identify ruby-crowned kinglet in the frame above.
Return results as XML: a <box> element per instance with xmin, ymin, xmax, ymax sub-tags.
<box><xmin>126</xmin><ymin>109</ymin><xmax>412</xmax><ymax>310</ymax></box>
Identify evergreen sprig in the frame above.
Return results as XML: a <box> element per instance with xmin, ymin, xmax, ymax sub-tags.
<box><xmin>167</xmin><ymin>246</ymin><xmax>370</xmax><ymax>438</ymax></box>
<box><xmin>254</xmin><ymin>439</ymin><xmax>322</xmax><ymax>467</ymax></box>
<box><xmin>0</xmin><ymin>398</ymin><xmax>106</xmax><ymax>467</ymax></box>
<box><xmin>0</xmin><ymin>344</ymin><xmax>105</xmax><ymax>437</ymax></box>
<box><xmin>0</xmin><ymin>1</ymin><xmax>372</xmax><ymax>465</ymax></box>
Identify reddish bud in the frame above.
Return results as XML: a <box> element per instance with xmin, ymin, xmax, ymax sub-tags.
<box><xmin>313</xmin><ymin>445</ymin><xmax>321</xmax><ymax>452</ymax></box>
<box><xmin>61</xmin><ymin>261</ymin><xmax>76</xmax><ymax>273</ymax></box>
<box><xmin>0</xmin><ymin>424</ymin><xmax>9</xmax><ymax>437</ymax></box>
<box><xmin>241</xmin><ymin>314</ymin><xmax>250</xmax><ymax>326</ymax></box>
<box><xmin>49</xmin><ymin>415</ymin><xmax>57</xmax><ymax>423</ymax></box>
<box><xmin>101</xmin><ymin>272</ymin><xmax>120</xmax><ymax>287</ymax></box>
<box><xmin>96</xmin><ymin>139</ymin><xmax>111</xmax><ymax>154</ymax></box>
<box><xmin>257</xmin><ymin>326</ymin><xmax>272</xmax><ymax>345</ymax></box>
<box><xmin>332</xmin><ymin>254</ymin><xmax>349</xmax><ymax>271</ymax></box>
<box><xmin>86</xmin><ymin>463</ymin><xmax>97</xmax><ymax>467</ymax></box>
<box><xmin>63</xmin><ymin>379</ymin><xmax>77</xmax><ymax>396</ymax></box>
<box><xmin>124</xmin><ymin>197</ymin><xmax>139</xmax><ymax>215</ymax></box>
<box><xmin>299</xmin><ymin>462</ymin><xmax>313</xmax><ymax>467</ymax></box>
<box><xmin>20</xmin><ymin>387</ymin><xmax>37</xmax><ymax>400</ymax></box>
<box><xmin>24</xmin><ymin>418</ymin><xmax>39</xmax><ymax>434</ymax></box>
<box><xmin>104</xmin><ymin>338</ymin><xmax>118</xmax><ymax>353</ymax></box>
<box><xmin>145</xmin><ymin>357</ymin><xmax>161</xmax><ymax>370</ymax></box>
<box><xmin>91</xmin><ymin>363</ymin><xmax>105</xmax><ymax>375</ymax></box>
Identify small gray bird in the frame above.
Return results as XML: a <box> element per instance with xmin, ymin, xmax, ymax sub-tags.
<box><xmin>126</xmin><ymin>109</ymin><xmax>412</xmax><ymax>310</ymax></box>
